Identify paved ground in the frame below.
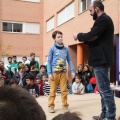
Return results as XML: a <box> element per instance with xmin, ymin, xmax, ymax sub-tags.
<box><xmin>36</xmin><ymin>93</ymin><xmax>120</xmax><ymax>120</ymax></box>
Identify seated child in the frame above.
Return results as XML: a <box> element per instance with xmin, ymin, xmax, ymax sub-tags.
<box><xmin>9</xmin><ymin>79</ymin><xmax>18</xmax><ymax>87</ymax></box>
<box><xmin>41</xmin><ymin>74</ymin><xmax>48</xmax><ymax>82</ymax></box>
<box><xmin>43</xmin><ymin>79</ymin><xmax>50</xmax><ymax>96</ymax></box>
<box><xmin>35</xmin><ymin>75</ymin><xmax>44</xmax><ymax>95</ymax></box>
<box><xmin>72</xmin><ymin>74</ymin><xmax>85</xmax><ymax>95</ymax></box>
<box><xmin>25</xmin><ymin>74</ymin><xmax>39</xmax><ymax>98</ymax></box>
<box><xmin>0</xmin><ymin>70</ymin><xmax>4</xmax><ymax>87</ymax></box>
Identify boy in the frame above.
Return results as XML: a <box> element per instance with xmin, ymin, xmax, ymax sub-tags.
<box><xmin>25</xmin><ymin>74</ymin><xmax>39</xmax><ymax>98</ymax></box>
<box><xmin>72</xmin><ymin>74</ymin><xmax>85</xmax><ymax>95</ymax></box>
<box><xmin>47</xmin><ymin>30</ymin><xmax>75</xmax><ymax>113</ymax></box>
<box><xmin>35</xmin><ymin>75</ymin><xmax>44</xmax><ymax>95</ymax></box>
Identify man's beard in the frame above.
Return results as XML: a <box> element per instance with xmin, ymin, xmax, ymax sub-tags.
<box><xmin>93</xmin><ymin>10</ymin><xmax>97</xmax><ymax>20</ymax></box>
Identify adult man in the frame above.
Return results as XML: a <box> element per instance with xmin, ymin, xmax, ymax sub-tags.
<box><xmin>0</xmin><ymin>86</ymin><xmax>46</xmax><ymax>120</ymax></box>
<box><xmin>5</xmin><ymin>56</ymin><xmax>12</xmax><ymax>70</ymax></box>
<box><xmin>73</xmin><ymin>1</ymin><xmax>116</xmax><ymax>120</ymax></box>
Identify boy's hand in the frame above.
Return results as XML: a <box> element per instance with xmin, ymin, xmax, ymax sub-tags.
<box><xmin>49</xmin><ymin>75</ymin><xmax>54</xmax><ymax>81</ymax></box>
<box><xmin>73</xmin><ymin>33</ymin><xmax>78</xmax><ymax>41</ymax></box>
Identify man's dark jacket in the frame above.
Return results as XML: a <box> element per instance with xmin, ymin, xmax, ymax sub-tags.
<box><xmin>77</xmin><ymin>13</ymin><xmax>114</xmax><ymax>66</ymax></box>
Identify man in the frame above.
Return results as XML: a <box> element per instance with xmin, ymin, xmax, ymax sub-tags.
<box><xmin>5</xmin><ymin>56</ymin><xmax>12</xmax><ymax>70</ymax></box>
<box><xmin>27</xmin><ymin>53</ymin><xmax>40</xmax><ymax>72</ymax></box>
<box><xmin>0</xmin><ymin>86</ymin><xmax>46</xmax><ymax>120</ymax></box>
<box><xmin>22</xmin><ymin>56</ymin><xmax>28</xmax><ymax>64</ymax></box>
<box><xmin>73</xmin><ymin>1</ymin><xmax>116</xmax><ymax>120</ymax></box>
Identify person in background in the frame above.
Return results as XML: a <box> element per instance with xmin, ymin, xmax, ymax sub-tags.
<box><xmin>0</xmin><ymin>70</ymin><xmax>4</xmax><ymax>87</ymax></box>
<box><xmin>25</xmin><ymin>74</ymin><xmax>39</xmax><ymax>98</ymax></box>
<box><xmin>8</xmin><ymin>79</ymin><xmax>18</xmax><ymax>87</ymax></box>
<box><xmin>37</xmin><ymin>65</ymin><xmax>47</xmax><ymax>77</ymax></box>
<box><xmin>73</xmin><ymin>1</ymin><xmax>116</xmax><ymax>120</ymax></box>
<box><xmin>0</xmin><ymin>86</ymin><xmax>46</xmax><ymax>120</ymax></box>
<box><xmin>13</xmin><ymin>63</ymin><xmax>28</xmax><ymax>87</ymax></box>
<box><xmin>9</xmin><ymin>55</ymin><xmax>18</xmax><ymax>71</ymax></box>
<box><xmin>26</xmin><ymin>53</ymin><xmax>40</xmax><ymax>72</ymax></box>
<box><xmin>0</xmin><ymin>61</ymin><xmax>12</xmax><ymax>85</ymax></box>
<box><xmin>41</xmin><ymin>74</ymin><xmax>48</xmax><ymax>83</ymax></box>
<box><xmin>24</xmin><ymin>64</ymin><xmax>30</xmax><ymax>73</ymax></box>
<box><xmin>22</xmin><ymin>56</ymin><xmax>28</xmax><ymax>64</ymax></box>
<box><xmin>35</xmin><ymin>75</ymin><xmax>44</xmax><ymax>95</ymax></box>
<box><xmin>29</xmin><ymin>61</ymin><xmax>39</xmax><ymax>77</ymax></box>
<box><xmin>5</xmin><ymin>57</ymin><xmax>12</xmax><ymax>70</ymax></box>
<box><xmin>72</xmin><ymin>74</ymin><xmax>85</xmax><ymax>95</ymax></box>
<box><xmin>52</xmin><ymin>112</ymin><xmax>82</xmax><ymax>120</ymax></box>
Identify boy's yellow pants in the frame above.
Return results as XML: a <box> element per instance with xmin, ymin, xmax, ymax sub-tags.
<box><xmin>48</xmin><ymin>73</ymin><xmax>69</xmax><ymax>108</ymax></box>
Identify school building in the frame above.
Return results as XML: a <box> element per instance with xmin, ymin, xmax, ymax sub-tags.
<box><xmin>0</xmin><ymin>0</ymin><xmax>119</xmax><ymax>83</ymax></box>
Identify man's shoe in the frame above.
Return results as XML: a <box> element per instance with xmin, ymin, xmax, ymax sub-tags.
<box><xmin>93</xmin><ymin>116</ymin><xmax>103</xmax><ymax>120</ymax></box>
<box><xmin>103</xmin><ymin>118</ymin><xmax>116</xmax><ymax>120</ymax></box>
<box><xmin>48</xmin><ymin>107</ymin><xmax>55</xmax><ymax>113</ymax></box>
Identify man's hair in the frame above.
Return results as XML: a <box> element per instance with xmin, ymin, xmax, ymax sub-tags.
<box><xmin>26</xmin><ymin>74</ymin><xmax>35</xmax><ymax>81</ymax></box>
<box><xmin>52</xmin><ymin>30</ymin><xmax>63</xmax><ymax>39</ymax></box>
<box><xmin>0</xmin><ymin>86</ymin><xmax>46</xmax><ymax>120</ymax></box>
<box><xmin>12</xmin><ymin>55</ymin><xmax>16</xmax><ymax>58</ymax></box>
<box><xmin>52</xmin><ymin>112</ymin><xmax>82</xmax><ymax>120</ymax></box>
<box><xmin>40</xmin><ymin>65</ymin><xmax>46</xmax><ymax>70</ymax></box>
<box><xmin>22</xmin><ymin>56</ymin><xmax>27</xmax><ymax>59</ymax></box>
<box><xmin>30</xmin><ymin>60</ymin><xmax>36</xmax><ymax>66</ymax></box>
<box><xmin>93</xmin><ymin>1</ymin><xmax>104</xmax><ymax>11</ymax></box>
<box><xmin>30</xmin><ymin>53</ymin><xmax>35</xmax><ymax>56</ymax></box>
<box><xmin>8</xmin><ymin>57</ymin><xmax>12</xmax><ymax>60</ymax></box>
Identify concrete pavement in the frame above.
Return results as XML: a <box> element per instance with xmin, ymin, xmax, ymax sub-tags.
<box><xmin>36</xmin><ymin>93</ymin><xmax>120</xmax><ymax>120</ymax></box>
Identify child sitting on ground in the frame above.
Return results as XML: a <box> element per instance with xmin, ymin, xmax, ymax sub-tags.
<box><xmin>72</xmin><ymin>74</ymin><xmax>85</xmax><ymax>95</ymax></box>
<box><xmin>9</xmin><ymin>79</ymin><xmax>18</xmax><ymax>87</ymax></box>
<box><xmin>0</xmin><ymin>70</ymin><xmax>4</xmax><ymax>87</ymax></box>
<box><xmin>25</xmin><ymin>74</ymin><xmax>39</xmax><ymax>98</ymax></box>
<box><xmin>35</xmin><ymin>75</ymin><xmax>44</xmax><ymax>95</ymax></box>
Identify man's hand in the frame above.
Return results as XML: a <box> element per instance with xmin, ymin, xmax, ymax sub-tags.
<box><xmin>73</xmin><ymin>33</ymin><xmax>78</xmax><ymax>41</ymax></box>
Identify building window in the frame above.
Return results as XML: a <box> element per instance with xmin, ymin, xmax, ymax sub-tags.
<box><xmin>57</xmin><ymin>2</ymin><xmax>74</xmax><ymax>26</ymax></box>
<box><xmin>80</xmin><ymin>0</ymin><xmax>94</xmax><ymax>13</ymax></box>
<box><xmin>2</xmin><ymin>21</ymin><xmax>40</xmax><ymax>34</ymax></box>
<box><xmin>46</xmin><ymin>17</ymin><xmax>54</xmax><ymax>32</ymax></box>
<box><xmin>21</xmin><ymin>0</ymin><xmax>40</xmax><ymax>2</ymax></box>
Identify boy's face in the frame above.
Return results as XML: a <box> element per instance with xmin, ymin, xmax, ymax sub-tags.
<box><xmin>42</xmin><ymin>76</ymin><xmax>48</xmax><ymax>82</ymax></box>
<box><xmin>75</xmin><ymin>77</ymin><xmax>81</xmax><ymax>83</ymax></box>
<box><xmin>26</xmin><ymin>79</ymin><xmax>33</xmax><ymax>85</ymax></box>
<box><xmin>54</xmin><ymin>33</ymin><xmax>63</xmax><ymax>44</ymax></box>
<box><xmin>36</xmin><ymin>77</ymin><xmax>41</xmax><ymax>83</ymax></box>
<box><xmin>40</xmin><ymin>67</ymin><xmax>46</xmax><ymax>73</ymax></box>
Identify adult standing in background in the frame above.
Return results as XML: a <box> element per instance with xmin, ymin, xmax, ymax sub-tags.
<box><xmin>73</xmin><ymin>1</ymin><xmax>116</xmax><ymax>120</ymax></box>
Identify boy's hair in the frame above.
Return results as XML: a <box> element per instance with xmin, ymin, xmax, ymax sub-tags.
<box><xmin>0</xmin><ymin>86</ymin><xmax>46</xmax><ymax>120</ymax></box>
<box><xmin>75</xmin><ymin>74</ymin><xmax>82</xmax><ymax>80</ymax></box>
<box><xmin>52</xmin><ymin>112</ymin><xmax>82</xmax><ymax>120</ymax></box>
<box><xmin>52</xmin><ymin>30</ymin><xmax>63</xmax><ymax>39</ymax></box>
<box><xmin>26</xmin><ymin>74</ymin><xmax>35</xmax><ymax>81</ymax></box>
<box><xmin>30</xmin><ymin>53</ymin><xmax>35</xmax><ymax>56</ymax></box>
<box><xmin>93</xmin><ymin>1</ymin><xmax>104</xmax><ymax>11</ymax></box>
<box><xmin>41</xmin><ymin>74</ymin><xmax>48</xmax><ymax>79</ymax></box>
<box><xmin>40</xmin><ymin>65</ymin><xmax>46</xmax><ymax>70</ymax></box>
<box><xmin>30</xmin><ymin>60</ymin><xmax>36</xmax><ymax>66</ymax></box>
<box><xmin>9</xmin><ymin>79</ymin><xmax>18</xmax><ymax>85</ymax></box>
<box><xmin>18</xmin><ymin>63</ymin><xmax>25</xmax><ymax>70</ymax></box>
<box><xmin>8</xmin><ymin>57</ymin><xmax>12</xmax><ymax>60</ymax></box>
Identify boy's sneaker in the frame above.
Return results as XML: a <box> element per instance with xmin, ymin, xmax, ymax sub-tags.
<box><xmin>63</xmin><ymin>107</ymin><xmax>69</xmax><ymax>112</ymax></box>
<box><xmin>48</xmin><ymin>107</ymin><xmax>55</xmax><ymax>113</ymax></box>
